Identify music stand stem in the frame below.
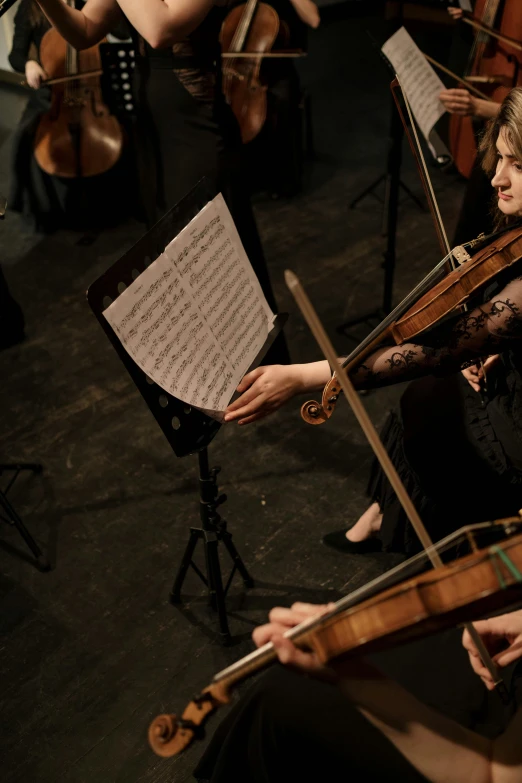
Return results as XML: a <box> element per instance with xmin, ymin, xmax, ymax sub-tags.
<box><xmin>338</xmin><ymin>92</ymin><xmax>407</xmax><ymax>334</ymax></box>
<box><xmin>170</xmin><ymin>447</ymin><xmax>254</xmax><ymax>645</ymax></box>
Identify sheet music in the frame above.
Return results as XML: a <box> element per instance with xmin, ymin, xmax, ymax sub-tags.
<box><xmin>382</xmin><ymin>26</ymin><xmax>446</xmax><ymax>145</ymax></box>
<box><xmin>103</xmin><ymin>194</ymin><xmax>275</xmax><ymax>418</ymax></box>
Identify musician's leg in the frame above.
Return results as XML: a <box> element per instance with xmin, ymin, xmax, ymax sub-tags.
<box><xmin>193</xmin><ymin>665</ymin><xmax>427</xmax><ymax>783</ymax></box>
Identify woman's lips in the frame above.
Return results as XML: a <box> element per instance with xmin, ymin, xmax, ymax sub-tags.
<box><xmin>498</xmin><ymin>191</ymin><xmax>513</xmax><ymax>201</ymax></box>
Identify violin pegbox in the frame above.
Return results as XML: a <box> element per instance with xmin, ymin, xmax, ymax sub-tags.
<box><xmin>148</xmin><ymin>682</ymin><xmax>230</xmax><ymax>757</ymax></box>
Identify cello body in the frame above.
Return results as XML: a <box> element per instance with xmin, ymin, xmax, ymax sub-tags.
<box><xmin>33</xmin><ymin>28</ymin><xmax>123</xmax><ymax>178</ymax></box>
<box><xmin>450</xmin><ymin>0</ymin><xmax>522</xmax><ymax>178</ymax></box>
<box><xmin>220</xmin><ymin>1</ymin><xmax>288</xmax><ymax>144</ymax></box>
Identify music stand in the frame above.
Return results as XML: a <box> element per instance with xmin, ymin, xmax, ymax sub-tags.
<box><xmin>87</xmin><ymin>178</ymin><xmax>286</xmax><ymax>643</ymax></box>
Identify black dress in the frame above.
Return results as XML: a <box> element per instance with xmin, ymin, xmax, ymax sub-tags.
<box><xmin>356</xmin><ymin>267</ymin><xmax>522</xmax><ymax>554</ymax></box>
<box><xmin>131</xmin><ymin>8</ymin><xmax>289</xmax><ymax>361</ymax></box>
<box><xmin>193</xmin><ymin>627</ymin><xmax>522</xmax><ymax>782</ymax></box>
<box><xmin>8</xmin><ymin>0</ymin><xmax>131</xmax><ymax>232</ymax></box>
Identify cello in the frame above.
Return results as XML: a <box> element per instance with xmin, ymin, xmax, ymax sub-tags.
<box><xmin>450</xmin><ymin>0</ymin><xmax>522</xmax><ymax>179</ymax></box>
<box><xmin>33</xmin><ymin>0</ymin><xmax>122</xmax><ymax>179</ymax></box>
<box><xmin>219</xmin><ymin>0</ymin><xmax>293</xmax><ymax>144</ymax></box>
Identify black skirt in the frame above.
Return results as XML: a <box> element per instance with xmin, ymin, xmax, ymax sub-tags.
<box><xmin>193</xmin><ymin>627</ymin><xmax>522</xmax><ymax>783</ymax></box>
<box><xmin>368</xmin><ymin>372</ymin><xmax>522</xmax><ymax>555</ymax></box>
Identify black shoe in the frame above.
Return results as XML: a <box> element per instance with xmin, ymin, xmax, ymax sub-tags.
<box><xmin>322</xmin><ymin>529</ymin><xmax>382</xmax><ymax>554</ymax></box>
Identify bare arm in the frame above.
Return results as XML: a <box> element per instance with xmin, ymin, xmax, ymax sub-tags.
<box><xmin>37</xmin><ymin>0</ymin><xmax>121</xmax><ymax>49</ymax></box>
<box><xmin>37</xmin><ymin>0</ymin><xmax>215</xmax><ymax>50</ymax></box>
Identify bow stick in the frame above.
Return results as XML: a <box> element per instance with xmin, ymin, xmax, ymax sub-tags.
<box><xmin>299</xmin><ymin>73</ymin><xmax>488</xmax><ymax>425</ymax></box>
<box><xmin>286</xmin><ymin>268</ymin><xmax>509</xmax><ymax>701</ymax></box>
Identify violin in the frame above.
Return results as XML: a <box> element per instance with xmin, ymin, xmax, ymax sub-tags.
<box><xmin>33</xmin><ymin>0</ymin><xmax>123</xmax><ymax>179</ymax></box>
<box><xmin>450</xmin><ymin>1</ymin><xmax>522</xmax><ymax>179</ymax></box>
<box><xmin>219</xmin><ymin>0</ymin><xmax>291</xmax><ymax>144</ymax></box>
<box><xmin>300</xmin><ymin>224</ymin><xmax>522</xmax><ymax>425</ymax></box>
<box><xmin>148</xmin><ymin>516</ymin><xmax>522</xmax><ymax>757</ymax></box>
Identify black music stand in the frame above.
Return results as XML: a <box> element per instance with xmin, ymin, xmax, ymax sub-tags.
<box><xmin>99</xmin><ymin>42</ymin><xmax>138</xmax><ymax>121</ymax></box>
<box><xmin>87</xmin><ymin>179</ymin><xmax>286</xmax><ymax>644</ymax></box>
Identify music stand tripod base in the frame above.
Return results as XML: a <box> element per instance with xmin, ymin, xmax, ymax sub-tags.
<box><xmin>170</xmin><ymin>448</ymin><xmax>254</xmax><ymax>645</ymax></box>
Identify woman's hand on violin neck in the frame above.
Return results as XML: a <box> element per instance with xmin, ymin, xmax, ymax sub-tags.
<box><xmin>462</xmin><ymin>610</ymin><xmax>522</xmax><ymax>690</ymax></box>
<box><xmin>253</xmin><ymin>602</ymin><xmax>337</xmax><ymax>680</ymax></box>
<box><xmin>25</xmin><ymin>61</ymin><xmax>47</xmax><ymax>90</ymax></box>
<box><xmin>223</xmin><ymin>361</ymin><xmax>330</xmax><ymax>425</ymax></box>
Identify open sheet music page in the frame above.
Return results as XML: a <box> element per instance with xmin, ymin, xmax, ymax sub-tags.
<box><xmin>382</xmin><ymin>26</ymin><xmax>446</xmax><ymax>149</ymax></box>
<box><xmin>103</xmin><ymin>194</ymin><xmax>275</xmax><ymax>419</ymax></box>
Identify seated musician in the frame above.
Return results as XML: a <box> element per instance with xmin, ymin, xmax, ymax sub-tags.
<box><xmin>194</xmin><ymin>603</ymin><xmax>522</xmax><ymax>782</ymax></box>
<box><xmin>223</xmin><ymin>87</ymin><xmax>522</xmax><ymax>556</ymax></box>
<box><xmin>8</xmin><ymin>0</ymin><xmax>130</xmax><ymax>232</ymax></box>
<box><xmin>439</xmin><ymin>3</ymin><xmax>502</xmax><ymax>245</ymax></box>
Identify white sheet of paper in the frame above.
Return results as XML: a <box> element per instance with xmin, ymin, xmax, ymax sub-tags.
<box><xmin>103</xmin><ymin>194</ymin><xmax>275</xmax><ymax>418</ymax></box>
<box><xmin>382</xmin><ymin>26</ymin><xmax>446</xmax><ymax>144</ymax></box>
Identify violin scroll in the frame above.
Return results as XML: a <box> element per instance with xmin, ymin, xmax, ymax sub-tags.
<box><xmin>300</xmin><ymin>375</ymin><xmax>342</xmax><ymax>425</ymax></box>
<box><xmin>148</xmin><ymin>683</ymin><xmax>230</xmax><ymax>758</ymax></box>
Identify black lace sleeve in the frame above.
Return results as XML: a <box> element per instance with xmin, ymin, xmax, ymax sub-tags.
<box><xmin>350</xmin><ymin>276</ymin><xmax>522</xmax><ymax>390</ymax></box>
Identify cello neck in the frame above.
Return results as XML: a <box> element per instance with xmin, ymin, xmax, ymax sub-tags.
<box><xmin>230</xmin><ymin>0</ymin><xmax>259</xmax><ymax>52</ymax></box>
<box><xmin>64</xmin><ymin>0</ymin><xmax>78</xmax><ymax>97</ymax></box>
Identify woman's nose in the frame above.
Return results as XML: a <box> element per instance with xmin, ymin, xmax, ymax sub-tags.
<box><xmin>492</xmin><ymin>166</ymin><xmax>510</xmax><ymax>189</ymax></box>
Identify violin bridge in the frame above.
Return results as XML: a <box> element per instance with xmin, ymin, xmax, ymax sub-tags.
<box><xmin>451</xmin><ymin>245</ymin><xmax>472</xmax><ymax>266</ymax></box>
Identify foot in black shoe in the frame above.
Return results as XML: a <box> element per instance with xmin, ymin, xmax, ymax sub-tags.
<box><xmin>322</xmin><ymin>529</ymin><xmax>382</xmax><ymax>554</ymax></box>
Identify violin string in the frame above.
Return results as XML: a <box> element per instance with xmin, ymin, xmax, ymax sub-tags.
<box><xmin>340</xmin><ymin>252</ymin><xmax>451</xmax><ymax>370</ymax></box>
<box><xmin>213</xmin><ymin>521</ymin><xmax>512</xmax><ymax>684</ymax></box>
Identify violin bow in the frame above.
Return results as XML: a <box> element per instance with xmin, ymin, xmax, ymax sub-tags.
<box><xmin>285</xmin><ymin>268</ymin><xmax>509</xmax><ymax>701</ymax></box>
<box><xmin>300</xmin><ymin>75</ymin><xmax>463</xmax><ymax>425</ymax></box>
<box><xmin>461</xmin><ymin>13</ymin><xmax>522</xmax><ymax>54</ymax></box>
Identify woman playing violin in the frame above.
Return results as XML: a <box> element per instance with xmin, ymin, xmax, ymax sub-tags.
<box><xmin>195</xmin><ymin>603</ymin><xmax>522</xmax><ymax>782</ymax></box>
<box><xmin>224</xmin><ymin>87</ymin><xmax>522</xmax><ymax>555</ymax></box>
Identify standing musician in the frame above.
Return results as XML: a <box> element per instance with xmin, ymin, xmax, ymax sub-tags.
<box><xmin>8</xmin><ymin>0</ymin><xmax>129</xmax><ymax>232</ymax></box>
<box><xmin>31</xmin><ymin>0</ymin><xmax>317</xmax><ymax>364</ymax></box>
<box><xmin>194</xmin><ymin>603</ymin><xmax>522</xmax><ymax>782</ymax></box>
<box><xmin>223</xmin><ymin>88</ymin><xmax>522</xmax><ymax>555</ymax></box>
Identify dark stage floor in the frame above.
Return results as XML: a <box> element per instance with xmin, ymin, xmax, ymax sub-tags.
<box><xmin>0</xmin><ymin>6</ymin><xmax>466</xmax><ymax>782</ymax></box>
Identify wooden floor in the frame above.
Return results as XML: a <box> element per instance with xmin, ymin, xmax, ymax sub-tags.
<box><xmin>0</xmin><ymin>7</ymin><xmax>465</xmax><ymax>782</ymax></box>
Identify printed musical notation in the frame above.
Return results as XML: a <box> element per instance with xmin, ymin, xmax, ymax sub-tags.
<box><xmin>103</xmin><ymin>195</ymin><xmax>275</xmax><ymax>417</ymax></box>
<box><xmin>382</xmin><ymin>26</ymin><xmax>446</xmax><ymax>145</ymax></box>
